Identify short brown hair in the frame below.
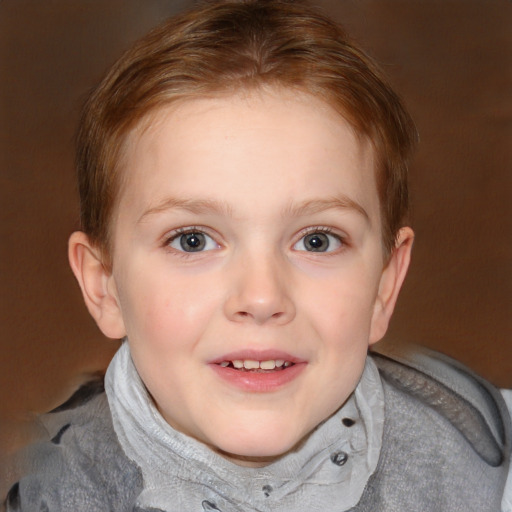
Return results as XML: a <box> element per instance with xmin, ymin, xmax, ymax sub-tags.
<box><xmin>76</xmin><ymin>0</ymin><xmax>417</xmax><ymax>261</ymax></box>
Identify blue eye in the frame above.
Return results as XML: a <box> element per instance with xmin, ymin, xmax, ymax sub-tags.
<box><xmin>294</xmin><ymin>231</ymin><xmax>342</xmax><ymax>253</ymax></box>
<box><xmin>169</xmin><ymin>231</ymin><xmax>219</xmax><ymax>252</ymax></box>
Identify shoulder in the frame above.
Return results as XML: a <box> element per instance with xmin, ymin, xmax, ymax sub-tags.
<box><xmin>371</xmin><ymin>343</ymin><xmax>510</xmax><ymax>467</ymax></box>
<box><xmin>5</xmin><ymin>379</ymin><xmax>143</xmax><ymax>512</ymax></box>
<box><xmin>366</xmin><ymin>344</ymin><xmax>510</xmax><ymax>510</ymax></box>
<box><xmin>371</xmin><ymin>344</ymin><xmax>510</xmax><ymax>467</ymax></box>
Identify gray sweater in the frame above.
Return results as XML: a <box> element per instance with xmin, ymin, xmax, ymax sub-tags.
<box><xmin>5</xmin><ymin>348</ymin><xmax>510</xmax><ymax>511</ymax></box>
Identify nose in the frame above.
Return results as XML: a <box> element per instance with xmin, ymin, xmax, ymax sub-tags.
<box><xmin>223</xmin><ymin>251</ymin><xmax>296</xmax><ymax>325</ymax></box>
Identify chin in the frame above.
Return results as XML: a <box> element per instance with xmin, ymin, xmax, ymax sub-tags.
<box><xmin>207</xmin><ymin>426</ymin><xmax>306</xmax><ymax>466</ymax></box>
<box><xmin>216</xmin><ymin>444</ymin><xmax>291</xmax><ymax>467</ymax></box>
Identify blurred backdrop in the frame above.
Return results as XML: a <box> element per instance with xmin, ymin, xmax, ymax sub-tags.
<box><xmin>1</xmin><ymin>0</ymin><xmax>511</xmax><ymax>494</ymax></box>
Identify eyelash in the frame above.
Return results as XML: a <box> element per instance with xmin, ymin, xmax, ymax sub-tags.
<box><xmin>294</xmin><ymin>226</ymin><xmax>347</xmax><ymax>252</ymax></box>
<box><xmin>162</xmin><ymin>225</ymin><xmax>348</xmax><ymax>255</ymax></box>
<box><xmin>298</xmin><ymin>226</ymin><xmax>334</xmax><ymax>237</ymax></box>
<box><xmin>162</xmin><ymin>226</ymin><xmax>218</xmax><ymax>253</ymax></box>
<box><xmin>164</xmin><ymin>226</ymin><xmax>201</xmax><ymax>241</ymax></box>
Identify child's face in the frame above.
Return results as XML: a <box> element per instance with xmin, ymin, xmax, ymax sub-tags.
<box><xmin>85</xmin><ymin>89</ymin><xmax>411</xmax><ymax>465</ymax></box>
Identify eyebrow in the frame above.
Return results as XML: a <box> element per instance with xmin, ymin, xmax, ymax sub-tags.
<box><xmin>137</xmin><ymin>195</ymin><xmax>369</xmax><ymax>223</ymax></box>
<box><xmin>283</xmin><ymin>196</ymin><xmax>370</xmax><ymax>222</ymax></box>
<box><xmin>138</xmin><ymin>197</ymin><xmax>233</xmax><ymax>223</ymax></box>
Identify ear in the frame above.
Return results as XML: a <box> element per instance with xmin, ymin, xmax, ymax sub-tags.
<box><xmin>369</xmin><ymin>227</ymin><xmax>414</xmax><ymax>345</ymax></box>
<box><xmin>68</xmin><ymin>231</ymin><xmax>126</xmax><ymax>339</ymax></box>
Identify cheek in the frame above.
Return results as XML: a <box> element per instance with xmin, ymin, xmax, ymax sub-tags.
<box><xmin>119</xmin><ymin>265</ymin><xmax>222</xmax><ymax>349</ymax></box>
<box><xmin>301</xmin><ymin>264</ymin><xmax>380</xmax><ymax>331</ymax></box>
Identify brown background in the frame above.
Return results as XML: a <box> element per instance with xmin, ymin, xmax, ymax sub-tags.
<box><xmin>1</xmin><ymin>0</ymin><xmax>511</xmax><ymax>495</ymax></box>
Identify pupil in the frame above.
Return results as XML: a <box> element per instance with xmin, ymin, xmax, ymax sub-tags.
<box><xmin>180</xmin><ymin>232</ymin><xmax>206</xmax><ymax>252</ymax></box>
<box><xmin>305</xmin><ymin>233</ymin><xmax>329</xmax><ymax>252</ymax></box>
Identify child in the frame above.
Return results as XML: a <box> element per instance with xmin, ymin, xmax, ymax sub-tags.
<box><xmin>6</xmin><ymin>0</ymin><xmax>510</xmax><ymax>510</ymax></box>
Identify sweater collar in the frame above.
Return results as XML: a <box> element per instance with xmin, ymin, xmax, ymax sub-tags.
<box><xmin>106</xmin><ymin>341</ymin><xmax>384</xmax><ymax>512</ymax></box>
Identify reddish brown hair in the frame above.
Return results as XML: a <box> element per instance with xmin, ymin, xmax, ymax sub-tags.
<box><xmin>76</xmin><ymin>0</ymin><xmax>417</xmax><ymax>261</ymax></box>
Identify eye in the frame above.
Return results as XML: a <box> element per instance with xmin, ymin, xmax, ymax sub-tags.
<box><xmin>293</xmin><ymin>230</ymin><xmax>343</xmax><ymax>253</ymax></box>
<box><xmin>168</xmin><ymin>230</ymin><xmax>219</xmax><ymax>253</ymax></box>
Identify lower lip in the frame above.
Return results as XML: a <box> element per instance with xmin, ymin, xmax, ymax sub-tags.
<box><xmin>209</xmin><ymin>363</ymin><xmax>306</xmax><ymax>392</ymax></box>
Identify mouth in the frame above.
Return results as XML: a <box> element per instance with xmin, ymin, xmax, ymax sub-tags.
<box><xmin>217</xmin><ymin>359</ymin><xmax>295</xmax><ymax>372</ymax></box>
<box><xmin>209</xmin><ymin>352</ymin><xmax>305</xmax><ymax>392</ymax></box>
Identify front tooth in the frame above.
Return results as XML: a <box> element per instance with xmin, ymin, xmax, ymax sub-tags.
<box><xmin>275</xmin><ymin>360</ymin><xmax>285</xmax><ymax>367</ymax></box>
<box><xmin>244</xmin><ymin>360</ymin><xmax>260</xmax><ymax>370</ymax></box>
<box><xmin>260</xmin><ymin>360</ymin><xmax>276</xmax><ymax>370</ymax></box>
<box><xmin>233</xmin><ymin>360</ymin><xmax>244</xmax><ymax>369</ymax></box>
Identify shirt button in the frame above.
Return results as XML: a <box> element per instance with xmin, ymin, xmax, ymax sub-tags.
<box><xmin>262</xmin><ymin>484</ymin><xmax>273</xmax><ymax>497</ymax></box>
<box><xmin>330</xmin><ymin>451</ymin><xmax>349</xmax><ymax>466</ymax></box>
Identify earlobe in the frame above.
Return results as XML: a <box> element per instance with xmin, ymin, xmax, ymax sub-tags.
<box><xmin>369</xmin><ymin>227</ymin><xmax>414</xmax><ymax>344</ymax></box>
<box><xmin>68</xmin><ymin>231</ymin><xmax>126</xmax><ymax>339</ymax></box>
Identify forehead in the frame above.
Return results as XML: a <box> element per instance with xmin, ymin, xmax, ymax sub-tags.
<box><xmin>116</xmin><ymin>89</ymin><xmax>380</xmax><ymax>226</ymax></box>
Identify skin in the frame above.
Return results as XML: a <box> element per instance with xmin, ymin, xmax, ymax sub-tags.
<box><xmin>69</xmin><ymin>88</ymin><xmax>413</xmax><ymax>466</ymax></box>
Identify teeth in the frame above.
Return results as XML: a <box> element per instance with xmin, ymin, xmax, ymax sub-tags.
<box><xmin>220</xmin><ymin>359</ymin><xmax>293</xmax><ymax>370</ymax></box>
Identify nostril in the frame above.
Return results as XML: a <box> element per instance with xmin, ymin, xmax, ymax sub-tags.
<box><xmin>225</xmin><ymin>291</ymin><xmax>295</xmax><ymax>325</ymax></box>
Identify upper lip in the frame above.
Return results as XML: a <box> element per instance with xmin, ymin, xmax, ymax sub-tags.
<box><xmin>208</xmin><ymin>349</ymin><xmax>306</xmax><ymax>365</ymax></box>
